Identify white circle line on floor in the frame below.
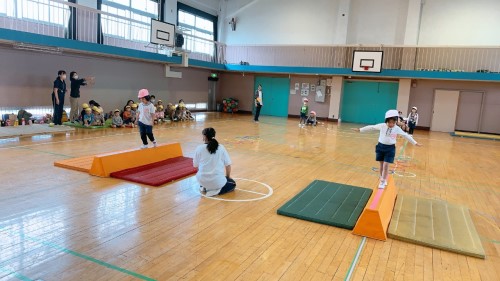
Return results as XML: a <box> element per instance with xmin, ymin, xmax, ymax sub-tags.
<box><xmin>195</xmin><ymin>177</ymin><xmax>273</xmax><ymax>202</ymax></box>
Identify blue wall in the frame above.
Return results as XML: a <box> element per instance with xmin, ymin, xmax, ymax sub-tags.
<box><xmin>254</xmin><ymin>77</ymin><xmax>290</xmax><ymax>117</ymax></box>
<box><xmin>341</xmin><ymin>81</ymin><xmax>399</xmax><ymax>124</ymax></box>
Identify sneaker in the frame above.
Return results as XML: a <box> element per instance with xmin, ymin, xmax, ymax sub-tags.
<box><xmin>199</xmin><ymin>186</ymin><xmax>206</xmax><ymax>193</ymax></box>
<box><xmin>140</xmin><ymin>144</ymin><xmax>148</xmax><ymax>149</ymax></box>
<box><xmin>153</xmin><ymin>141</ymin><xmax>157</xmax><ymax>147</ymax></box>
<box><xmin>298</xmin><ymin>123</ymin><xmax>301</xmax><ymax>127</ymax></box>
<box><xmin>380</xmin><ymin>177</ymin><xmax>388</xmax><ymax>186</ymax></box>
<box><xmin>378</xmin><ymin>181</ymin><xmax>386</xmax><ymax>189</ymax></box>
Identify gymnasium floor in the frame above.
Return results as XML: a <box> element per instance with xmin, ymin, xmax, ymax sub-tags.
<box><xmin>0</xmin><ymin>113</ymin><xmax>498</xmax><ymax>281</ymax></box>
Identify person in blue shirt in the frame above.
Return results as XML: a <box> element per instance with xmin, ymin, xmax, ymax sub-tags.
<box><xmin>52</xmin><ymin>70</ymin><xmax>67</xmax><ymax>125</ymax></box>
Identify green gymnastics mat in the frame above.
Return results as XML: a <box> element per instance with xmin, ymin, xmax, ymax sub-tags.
<box><xmin>277</xmin><ymin>180</ymin><xmax>373</xmax><ymax>230</ymax></box>
<box><xmin>63</xmin><ymin>119</ymin><xmax>112</xmax><ymax>129</ymax></box>
<box><xmin>388</xmin><ymin>194</ymin><xmax>485</xmax><ymax>259</ymax></box>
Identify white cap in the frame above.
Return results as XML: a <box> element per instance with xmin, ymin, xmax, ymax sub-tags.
<box><xmin>412</xmin><ymin>106</ymin><xmax>418</xmax><ymax>110</ymax></box>
<box><xmin>385</xmin><ymin>109</ymin><xmax>399</xmax><ymax>119</ymax></box>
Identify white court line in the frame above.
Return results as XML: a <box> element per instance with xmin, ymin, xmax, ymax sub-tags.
<box><xmin>195</xmin><ymin>177</ymin><xmax>273</xmax><ymax>202</ymax></box>
<box><xmin>235</xmin><ymin>188</ymin><xmax>267</xmax><ymax>196</ymax></box>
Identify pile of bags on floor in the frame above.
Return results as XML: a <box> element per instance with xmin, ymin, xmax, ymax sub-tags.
<box><xmin>222</xmin><ymin>98</ymin><xmax>239</xmax><ymax>113</ymax></box>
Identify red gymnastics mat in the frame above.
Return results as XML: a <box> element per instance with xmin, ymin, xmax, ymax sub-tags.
<box><xmin>110</xmin><ymin>156</ymin><xmax>197</xmax><ymax>186</ymax></box>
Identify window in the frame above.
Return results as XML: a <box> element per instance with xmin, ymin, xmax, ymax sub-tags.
<box><xmin>101</xmin><ymin>0</ymin><xmax>158</xmax><ymax>42</ymax></box>
<box><xmin>0</xmin><ymin>0</ymin><xmax>69</xmax><ymax>26</ymax></box>
<box><xmin>177</xmin><ymin>3</ymin><xmax>217</xmax><ymax>56</ymax></box>
<box><xmin>0</xmin><ymin>0</ymin><xmax>16</xmax><ymax>17</ymax></box>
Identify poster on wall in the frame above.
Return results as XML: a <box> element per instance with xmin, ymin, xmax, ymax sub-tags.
<box><xmin>291</xmin><ymin>83</ymin><xmax>300</xmax><ymax>95</ymax></box>
<box><xmin>310</xmin><ymin>84</ymin><xmax>316</xmax><ymax>92</ymax></box>
<box><xmin>315</xmin><ymin>85</ymin><xmax>326</xmax><ymax>102</ymax></box>
<box><xmin>301</xmin><ymin>83</ymin><xmax>310</xmax><ymax>96</ymax></box>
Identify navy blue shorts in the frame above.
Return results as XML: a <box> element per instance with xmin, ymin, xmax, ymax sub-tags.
<box><xmin>375</xmin><ymin>143</ymin><xmax>396</xmax><ymax>163</ymax></box>
<box><xmin>300</xmin><ymin>113</ymin><xmax>307</xmax><ymax>119</ymax></box>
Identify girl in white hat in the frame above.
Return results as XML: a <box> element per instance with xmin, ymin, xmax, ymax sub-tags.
<box><xmin>352</xmin><ymin>109</ymin><xmax>422</xmax><ymax>189</ymax></box>
<box><xmin>407</xmin><ymin>106</ymin><xmax>419</xmax><ymax>135</ymax></box>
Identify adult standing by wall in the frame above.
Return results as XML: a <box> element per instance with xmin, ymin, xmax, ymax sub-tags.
<box><xmin>69</xmin><ymin>71</ymin><xmax>93</xmax><ymax>122</ymax></box>
<box><xmin>52</xmin><ymin>70</ymin><xmax>67</xmax><ymax>125</ymax></box>
<box><xmin>254</xmin><ymin>84</ymin><xmax>263</xmax><ymax>123</ymax></box>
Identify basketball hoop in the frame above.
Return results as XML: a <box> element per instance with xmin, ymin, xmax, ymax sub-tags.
<box><xmin>363</xmin><ymin>66</ymin><xmax>370</xmax><ymax>71</ymax></box>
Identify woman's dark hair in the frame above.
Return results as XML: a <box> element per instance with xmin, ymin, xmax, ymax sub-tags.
<box><xmin>385</xmin><ymin>117</ymin><xmax>398</xmax><ymax>123</ymax></box>
<box><xmin>179</xmin><ymin>99</ymin><xmax>184</xmax><ymax>103</ymax></box>
<box><xmin>202</xmin><ymin>127</ymin><xmax>219</xmax><ymax>154</ymax></box>
<box><xmin>58</xmin><ymin>70</ymin><xmax>66</xmax><ymax>76</ymax></box>
<box><xmin>89</xmin><ymin>100</ymin><xmax>100</xmax><ymax>107</ymax></box>
<box><xmin>126</xmin><ymin>100</ymin><xmax>134</xmax><ymax>105</ymax></box>
<box><xmin>70</xmin><ymin>71</ymin><xmax>77</xmax><ymax>79</ymax></box>
<box><xmin>151</xmin><ymin>95</ymin><xmax>156</xmax><ymax>99</ymax></box>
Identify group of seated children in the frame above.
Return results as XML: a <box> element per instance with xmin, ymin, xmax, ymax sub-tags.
<box><xmin>79</xmin><ymin>100</ymin><xmax>105</xmax><ymax>127</ymax></box>
<box><xmin>299</xmin><ymin>98</ymin><xmax>317</xmax><ymax>128</ymax></box>
<box><xmin>75</xmin><ymin>96</ymin><xmax>195</xmax><ymax>128</ymax></box>
<box><xmin>160</xmin><ymin>99</ymin><xmax>195</xmax><ymax>122</ymax></box>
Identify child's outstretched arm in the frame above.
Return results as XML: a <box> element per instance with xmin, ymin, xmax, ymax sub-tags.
<box><xmin>396</xmin><ymin>126</ymin><xmax>423</xmax><ymax>146</ymax></box>
<box><xmin>351</xmin><ymin>124</ymin><xmax>382</xmax><ymax>133</ymax></box>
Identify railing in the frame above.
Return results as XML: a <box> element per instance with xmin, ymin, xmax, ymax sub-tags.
<box><xmin>0</xmin><ymin>0</ymin><xmax>225</xmax><ymax>64</ymax></box>
<box><xmin>226</xmin><ymin>45</ymin><xmax>500</xmax><ymax>73</ymax></box>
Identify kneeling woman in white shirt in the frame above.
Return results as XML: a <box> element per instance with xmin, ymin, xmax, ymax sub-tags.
<box><xmin>194</xmin><ymin>128</ymin><xmax>236</xmax><ymax>197</ymax></box>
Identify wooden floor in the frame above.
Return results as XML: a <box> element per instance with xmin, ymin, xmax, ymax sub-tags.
<box><xmin>0</xmin><ymin>113</ymin><xmax>498</xmax><ymax>281</ymax></box>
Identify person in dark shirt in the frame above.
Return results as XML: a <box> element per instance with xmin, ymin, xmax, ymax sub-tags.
<box><xmin>52</xmin><ymin>70</ymin><xmax>67</xmax><ymax>125</ymax></box>
<box><xmin>69</xmin><ymin>71</ymin><xmax>90</xmax><ymax>122</ymax></box>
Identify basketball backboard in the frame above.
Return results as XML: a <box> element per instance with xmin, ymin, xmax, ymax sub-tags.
<box><xmin>352</xmin><ymin>51</ymin><xmax>383</xmax><ymax>73</ymax></box>
<box><xmin>150</xmin><ymin>19</ymin><xmax>175</xmax><ymax>47</ymax></box>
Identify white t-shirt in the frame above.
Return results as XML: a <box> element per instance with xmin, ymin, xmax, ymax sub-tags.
<box><xmin>193</xmin><ymin>144</ymin><xmax>232</xmax><ymax>197</ymax></box>
<box><xmin>360</xmin><ymin>123</ymin><xmax>417</xmax><ymax>145</ymax></box>
<box><xmin>255</xmin><ymin>90</ymin><xmax>263</xmax><ymax>106</ymax></box>
<box><xmin>138</xmin><ymin>102</ymin><xmax>155</xmax><ymax>125</ymax></box>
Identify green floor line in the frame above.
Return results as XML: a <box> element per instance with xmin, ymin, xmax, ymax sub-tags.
<box><xmin>344</xmin><ymin>237</ymin><xmax>366</xmax><ymax>281</ymax></box>
<box><xmin>4</xmin><ymin>229</ymin><xmax>156</xmax><ymax>281</ymax></box>
<box><xmin>0</xmin><ymin>266</ymin><xmax>33</xmax><ymax>281</ymax></box>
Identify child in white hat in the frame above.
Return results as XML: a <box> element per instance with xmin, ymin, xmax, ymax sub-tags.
<box><xmin>407</xmin><ymin>106</ymin><xmax>419</xmax><ymax>135</ymax></box>
<box><xmin>352</xmin><ymin>109</ymin><xmax>422</xmax><ymax>189</ymax></box>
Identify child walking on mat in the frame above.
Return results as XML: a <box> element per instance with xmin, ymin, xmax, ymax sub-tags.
<box><xmin>352</xmin><ymin>110</ymin><xmax>422</xmax><ymax>189</ymax></box>
<box><xmin>136</xmin><ymin>89</ymin><xmax>157</xmax><ymax>149</ymax></box>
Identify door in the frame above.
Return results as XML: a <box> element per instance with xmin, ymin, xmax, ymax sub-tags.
<box><xmin>480</xmin><ymin>92</ymin><xmax>500</xmax><ymax>134</ymax></box>
<box><xmin>341</xmin><ymin>81</ymin><xmax>399</xmax><ymax>124</ymax></box>
<box><xmin>431</xmin><ymin>90</ymin><xmax>460</xmax><ymax>132</ymax></box>
<box><xmin>208</xmin><ymin>81</ymin><xmax>217</xmax><ymax>111</ymax></box>
<box><xmin>254</xmin><ymin>77</ymin><xmax>290</xmax><ymax>117</ymax></box>
<box><xmin>455</xmin><ymin>91</ymin><xmax>484</xmax><ymax>132</ymax></box>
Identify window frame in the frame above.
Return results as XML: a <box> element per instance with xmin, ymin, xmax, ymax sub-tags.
<box><xmin>10</xmin><ymin>0</ymin><xmax>69</xmax><ymax>27</ymax></box>
<box><xmin>176</xmin><ymin>2</ymin><xmax>218</xmax><ymax>42</ymax></box>
<box><xmin>101</xmin><ymin>0</ymin><xmax>159</xmax><ymax>43</ymax></box>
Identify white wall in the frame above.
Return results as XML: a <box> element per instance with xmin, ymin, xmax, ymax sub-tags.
<box><xmin>418</xmin><ymin>0</ymin><xmax>500</xmax><ymax>45</ymax></box>
<box><xmin>221</xmin><ymin>0</ymin><xmax>500</xmax><ymax>46</ymax></box>
<box><xmin>222</xmin><ymin>0</ymin><xmax>339</xmax><ymax>45</ymax></box>
<box><xmin>347</xmin><ymin>0</ymin><xmax>409</xmax><ymax>45</ymax></box>
<box><xmin>164</xmin><ymin>0</ymin><xmax>178</xmax><ymax>25</ymax></box>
